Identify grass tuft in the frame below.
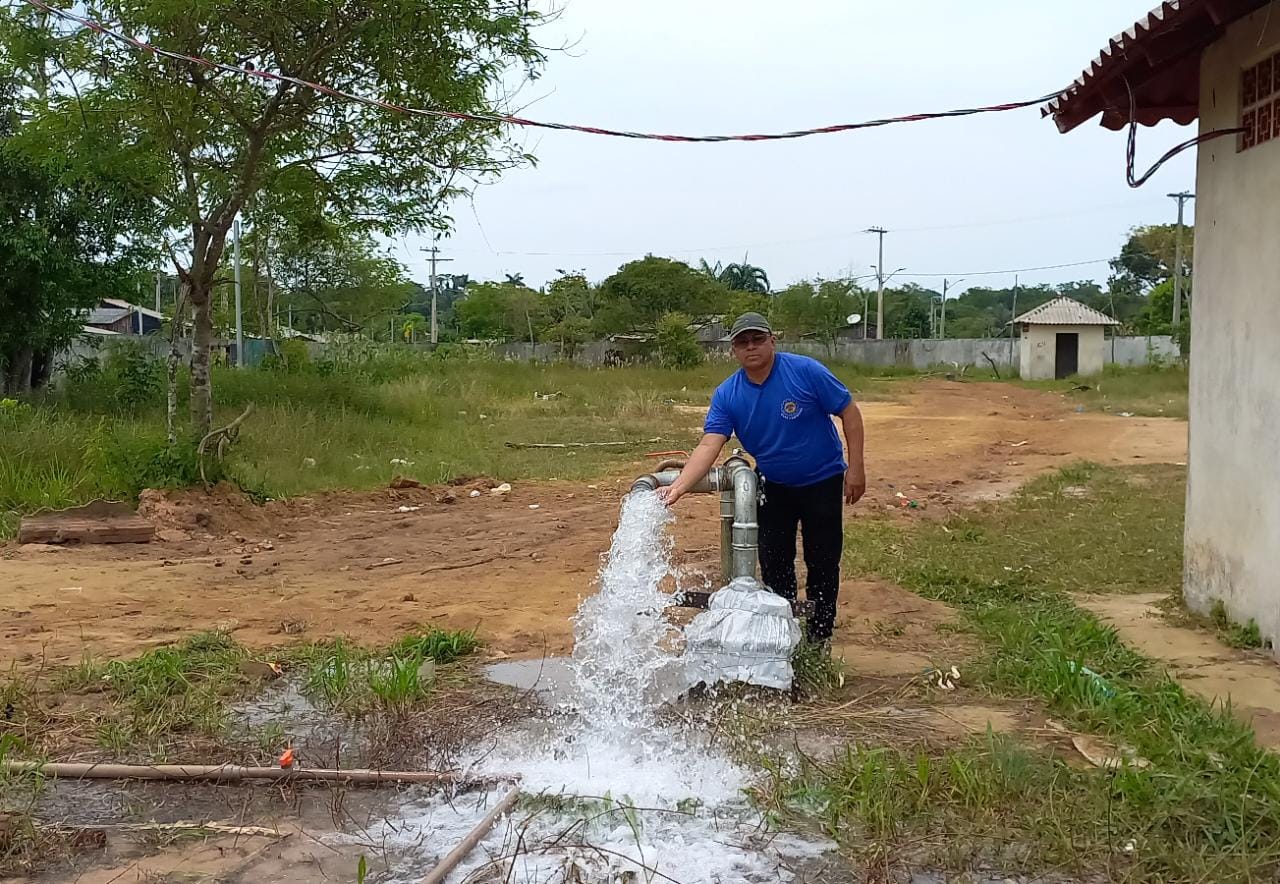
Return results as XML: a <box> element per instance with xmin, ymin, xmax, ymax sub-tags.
<box><xmin>768</xmin><ymin>463</ymin><xmax>1280</xmax><ymax>881</ymax></box>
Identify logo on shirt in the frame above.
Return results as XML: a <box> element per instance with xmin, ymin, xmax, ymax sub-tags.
<box><xmin>780</xmin><ymin>399</ymin><xmax>802</xmax><ymax>420</ymax></box>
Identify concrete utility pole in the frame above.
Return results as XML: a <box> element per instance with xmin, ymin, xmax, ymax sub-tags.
<box><xmin>941</xmin><ymin>278</ymin><xmax>964</xmax><ymax>340</ymax></box>
<box><xmin>422</xmin><ymin>241</ymin><xmax>454</xmax><ymax>345</ymax></box>
<box><xmin>1010</xmin><ymin>275</ymin><xmax>1020</xmax><ymax>340</ymax></box>
<box><xmin>233</xmin><ymin>218</ymin><xmax>244</xmax><ymax>367</ymax></box>
<box><xmin>1169</xmin><ymin>191</ymin><xmax>1195</xmax><ymax>328</ymax></box>
<box><xmin>866</xmin><ymin>227</ymin><xmax>888</xmax><ymax>339</ymax></box>
<box><xmin>155</xmin><ymin>269</ymin><xmax>162</xmax><ymax>315</ymax></box>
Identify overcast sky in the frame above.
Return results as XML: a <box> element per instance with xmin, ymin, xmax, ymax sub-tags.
<box><xmin>395</xmin><ymin>1</ymin><xmax>1196</xmax><ymax>295</ymax></box>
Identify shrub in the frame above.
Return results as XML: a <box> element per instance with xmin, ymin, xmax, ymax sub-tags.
<box><xmin>103</xmin><ymin>341</ymin><xmax>164</xmax><ymax>411</ymax></box>
<box><xmin>654</xmin><ymin>312</ymin><xmax>704</xmax><ymax>368</ymax></box>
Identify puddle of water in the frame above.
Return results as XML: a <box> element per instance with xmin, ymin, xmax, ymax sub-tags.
<box><xmin>485</xmin><ymin>657</ymin><xmax>575</xmax><ymax>705</ymax></box>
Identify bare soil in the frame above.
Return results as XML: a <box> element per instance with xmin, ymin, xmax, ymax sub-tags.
<box><xmin>1080</xmin><ymin>592</ymin><xmax>1280</xmax><ymax>748</ymax></box>
<box><xmin>1</xmin><ymin>380</ymin><xmax>1188</xmax><ymax>670</ymax></box>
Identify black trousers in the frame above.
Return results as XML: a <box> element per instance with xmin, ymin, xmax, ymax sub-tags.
<box><xmin>757</xmin><ymin>472</ymin><xmax>844</xmax><ymax>642</ymax></box>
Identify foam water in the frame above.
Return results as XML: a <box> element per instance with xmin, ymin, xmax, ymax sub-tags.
<box><xmin>347</xmin><ymin>490</ymin><xmax>835</xmax><ymax>883</ymax></box>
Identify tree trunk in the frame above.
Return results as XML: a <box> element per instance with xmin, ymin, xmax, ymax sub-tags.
<box><xmin>167</xmin><ymin>285</ymin><xmax>189</xmax><ymax>446</ymax></box>
<box><xmin>189</xmin><ymin>289</ymin><xmax>214</xmax><ymax>438</ymax></box>
<box><xmin>30</xmin><ymin>351</ymin><xmax>52</xmax><ymax>389</ymax></box>
<box><xmin>5</xmin><ymin>348</ymin><xmax>34</xmax><ymax>395</ymax></box>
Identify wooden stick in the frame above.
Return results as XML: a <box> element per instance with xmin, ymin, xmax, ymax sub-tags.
<box><xmin>504</xmin><ymin>441</ymin><xmax>630</xmax><ymax>450</ymax></box>
<box><xmin>3</xmin><ymin>760</ymin><xmax>512</xmax><ymax>788</ymax></box>
<box><xmin>421</xmin><ymin>787</ymin><xmax>521</xmax><ymax>884</ymax></box>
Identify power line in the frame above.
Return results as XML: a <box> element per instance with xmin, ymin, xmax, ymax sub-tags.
<box><xmin>438</xmin><ymin>200</ymin><xmax>1169</xmax><ymax>259</ymax></box>
<box><xmin>896</xmin><ymin>258</ymin><xmax>1109</xmax><ymax>279</ymax></box>
<box><xmin>26</xmin><ymin>0</ymin><xmax>1053</xmax><ymax>144</ymax></box>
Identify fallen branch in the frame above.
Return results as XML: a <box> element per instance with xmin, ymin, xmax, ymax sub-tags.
<box><xmin>504</xmin><ymin>441</ymin><xmax>629</xmax><ymax>450</ymax></box>
<box><xmin>421</xmin><ymin>787</ymin><xmax>521</xmax><ymax>884</ymax></box>
<box><xmin>420</xmin><ymin>555</ymin><xmax>506</xmax><ymax>574</ymax></box>
<box><xmin>4</xmin><ymin>760</ymin><xmax>513</xmax><ymax>788</ymax></box>
<box><xmin>982</xmin><ymin>352</ymin><xmax>1002</xmax><ymax>379</ymax></box>
<box><xmin>504</xmin><ymin>436</ymin><xmax>666</xmax><ymax>450</ymax></box>
<box><xmin>197</xmin><ymin>403</ymin><xmax>254</xmax><ymax>485</ymax></box>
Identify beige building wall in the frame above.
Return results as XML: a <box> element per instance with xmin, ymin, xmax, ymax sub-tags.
<box><xmin>1018</xmin><ymin>324</ymin><xmax>1106</xmax><ymax>380</ymax></box>
<box><xmin>1184</xmin><ymin>11</ymin><xmax>1280</xmax><ymax>652</ymax></box>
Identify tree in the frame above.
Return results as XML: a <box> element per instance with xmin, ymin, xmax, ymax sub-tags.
<box><xmin>653</xmin><ymin>312</ymin><xmax>703</xmax><ymax>368</ymax></box>
<box><xmin>454</xmin><ymin>280</ymin><xmax>545</xmax><ymax>341</ymax></box>
<box><xmin>272</xmin><ymin>226</ymin><xmax>413</xmax><ymax>335</ymax></box>
<box><xmin>6</xmin><ymin>1</ymin><xmax>543</xmax><ymax>435</ymax></box>
<box><xmin>1109</xmin><ymin>224</ymin><xmax>1193</xmax><ymax>296</ymax></box>
<box><xmin>811</xmin><ymin>280</ymin><xmax>861</xmax><ymax>355</ymax></box>
<box><xmin>600</xmin><ymin>256</ymin><xmax>731</xmax><ymax>327</ymax></box>
<box><xmin>770</xmin><ymin>283</ymin><xmax>817</xmax><ymax>339</ymax></box>
<box><xmin>725</xmin><ymin>292</ymin><xmax>771</xmax><ymax>322</ymax></box>
<box><xmin>545</xmin><ymin>315</ymin><xmax>591</xmax><ymax>359</ymax></box>
<box><xmin>455</xmin><ymin>282</ymin><xmax>510</xmax><ymax>340</ymax></box>
<box><xmin>698</xmin><ymin>256</ymin><xmax>770</xmax><ymax>293</ymax></box>
<box><xmin>0</xmin><ymin>80</ymin><xmax>154</xmax><ymax>393</ymax></box>
<box><xmin>546</xmin><ymin>270</ymin><xmax>595</xmax><ymax>323</ymax></box>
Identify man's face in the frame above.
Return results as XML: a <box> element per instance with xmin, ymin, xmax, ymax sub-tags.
<box><xmin>732</xmin><ymin>330</ymin><xmax>776</xmax><ymax>371</ymax></box>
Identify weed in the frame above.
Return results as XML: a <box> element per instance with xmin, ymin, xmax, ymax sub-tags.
<box><xmin>1210</xmin><ymin>600</ymin><xmax>1265</xmax><ymax>650</ymax></box>
<box><xmin>368</xmin><ymin>656</ymin><xmax>427</xmax><ymax>711</ymax></box>
<box><xmin>94</xmin><ymin>631</ymin><xmax>248</xmax><ymax>752</ymax></box>
<box><xmin>3</xmin><ymin>359</ymin><xmax>909</xmax><ymax>537</ymax></box>
<box><xmin>1018</xmin><ymin>362</ymin><xmax>1188</xmax><ymax>418</ymax></box>
<box><xmin>392</xmin><ymin>627</ymin><xmax>481</xmax><ymax>665</ymax></box>
<box><xmin>301</xmin><ymin>638</ymin><xmax>365</xmax><ymax>710</ymax></box>
<box><xmin>791</xmin><ymin>641</ymin><xmax>845</xmax><ymax>697</ymax></box>
<box><xmin>799</xmin><ymin>463</ymin><xmax>1280</xmax><ymax>881</ymax></box>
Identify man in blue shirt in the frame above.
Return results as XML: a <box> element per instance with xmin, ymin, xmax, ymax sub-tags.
<box><xmin>659</xmin><ymin>312</ymin><xmax>866</xmax><ymax>645</ymax></box>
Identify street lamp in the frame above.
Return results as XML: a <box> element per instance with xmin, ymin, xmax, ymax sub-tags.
<box><xmin>865</xmin><ymin>266</ymin><xmax>906</xmax><ymax>339</ymax></box>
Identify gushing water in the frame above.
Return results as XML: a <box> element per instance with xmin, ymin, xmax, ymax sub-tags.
<box><xmin>570</xmin><ymin>491</ymin><xmax>678</xmax><ymax>735</ymax></box>
<box><xmin>346</xmin><ymin>490</ymin><xmax>836</xmax><ymax>883</ymax></box>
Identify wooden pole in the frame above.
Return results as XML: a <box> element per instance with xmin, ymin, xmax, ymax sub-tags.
<box><xmin>421</xmin><ymin>787</ymin><xmax>521</xmax><ymax>884</ymax></box>
<box><xmin>3</xmin><ymin>760</ymin><xmax>513</xmax><ymax>788</ymax></box>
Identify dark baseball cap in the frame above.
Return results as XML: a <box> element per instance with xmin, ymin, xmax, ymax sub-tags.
<box><xmin>729</xmin><ymin>312</ymin><xmax>773</xmax><ymax>340</ymax></box>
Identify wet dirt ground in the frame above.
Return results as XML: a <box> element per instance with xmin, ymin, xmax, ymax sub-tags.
<box><xmin>1</xmin><ymin>381</ymin><xmax>1188</xmax><ymax>670</ymax></box>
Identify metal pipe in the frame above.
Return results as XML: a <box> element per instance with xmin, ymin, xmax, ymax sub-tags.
<box><xmin>727</xmin><ymin>458</ymin><xmax>759</xmax><ymax>580</ymax></box>
<box><xmin>630</xmin><ymin>469</ymin><xmax>719</xmax><ymax>495</ymax></box>
<box><xmin>719</xmin><ymin>489</ymin><xmax>734</xmax><ymax>582</ymax></box>
<box><xmin>631</xmin><ymin>459</ymin><xmax>759</xmax><ymax>581</ymax></box>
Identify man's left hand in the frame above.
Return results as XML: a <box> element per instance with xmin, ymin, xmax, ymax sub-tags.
<box><xmin>844</xmin><ymin>465</ymin><xmax>866</xmax><ymax>505</ymax></box>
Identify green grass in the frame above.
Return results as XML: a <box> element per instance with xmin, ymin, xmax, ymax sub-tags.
<box><xmin>762</xmin><ymin>463</ymin><xmax>1280</xmax><ymax>881</ymax></box>
<box><xmin>1</xmin><ymin>354</ymin><xmax>910</xmax><ymax>537</ymax></box>
<box><xmin>1211</xmin><ymin>600</ymin><xmax>1266</xmax><ymax>651</ymax></box>
<box><xmin>92</xmin><ymin>631</ymin><xmax>249</xmax><ymax>755</ymax></box>
<box><xmin>1018</xmin><ymin>362</ymin><xmax>1189</xmax><ymax>418</ymax></box>
<box><xmin>295</xmin><ymin>626</ymin><xmax>481</xmax><ymax>715</ymax></box>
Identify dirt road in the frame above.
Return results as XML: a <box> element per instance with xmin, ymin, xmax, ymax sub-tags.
<box><xmin>1</xmin><ymin>381</ymin><xmax>1187</xmax><ymax>668</ymax></box>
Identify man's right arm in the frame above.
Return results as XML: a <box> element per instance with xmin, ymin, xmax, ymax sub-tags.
<box><xmin>657</xmin><ymin>433</ymin><xmax>729</xmax><ymax>506</ymax></box>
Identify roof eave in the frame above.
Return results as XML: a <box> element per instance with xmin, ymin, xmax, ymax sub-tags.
<box><xmin>1043</xmin><ymin>0</ymin><xmax>1268</xmax><ymax>133</ymax></box>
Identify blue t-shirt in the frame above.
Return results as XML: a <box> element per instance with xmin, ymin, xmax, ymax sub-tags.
<box><xmin>704</xmin><ymin>352</ymin><xmax>852</xmax><ymax>487</ymax></box>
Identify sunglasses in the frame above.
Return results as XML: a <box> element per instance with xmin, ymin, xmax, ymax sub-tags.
<box><xmin>732</xmin><ymin>332</ymin><xmax>770</xmax><ymax>348</ymax></box>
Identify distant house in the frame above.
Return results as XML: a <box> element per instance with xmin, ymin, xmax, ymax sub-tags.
<box><xmin>1044</xmin><ymin>0</ymin><xmax>1280</xmax><ymax>652</ymax></box>
<box><xmin>83</xmin><ymin>298</ymin><xmax>164</xmax><ymax>336</ymax></box>
<box><xmin>1013</xmin><ymin>297</ymin><xmax>1119</xmax><ymax>380</ymax></box>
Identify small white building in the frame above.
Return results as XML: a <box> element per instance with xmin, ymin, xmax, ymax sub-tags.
<box><xmin>1013</xmin><ymin>297</ymin><xmax>1119</xmax><ymax>380</ymax></box>
<box><xmin>1047</xmin><ymin>0</ymin><xmax>1280</xmax><ymax>652</ymax></box>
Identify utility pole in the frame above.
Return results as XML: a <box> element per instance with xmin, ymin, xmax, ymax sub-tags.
<box><xmin>422</xmin><ymin>241</ymin><xmax>454</xmax><ymax>345</ymax></box>
<box><xmin>941</xmin><ymin>278</ymin><xmax>963</xmax><ymax>340</ymax></box>
<box><xmin>155</xmin><ymin>269</ymin><xmax>162</xmax><ymax>315</ymax></box>
<box><xmin>233</xmin><ymin>218</ymin><xmax>244</xmax><ymax>367</ymax></box>
<box><xmin>1169</xmin><ymin>191</ymin><xmax>1195</xmax><ymax>328</ymax></box>
<box><xmin>1010</xmin><ymin>275</ymin><xmax>1020</xmax><ymax>341</ymax></box>
<box><xmin>867</xmin><ymin>227</ymin><xmax>888</xmax><ymax>340</ymax></box>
